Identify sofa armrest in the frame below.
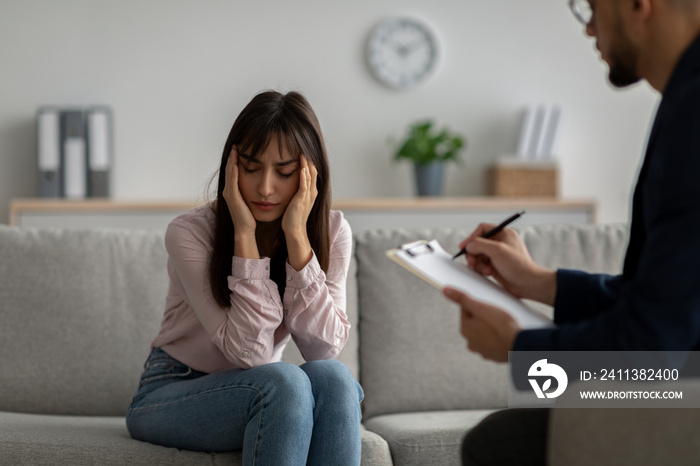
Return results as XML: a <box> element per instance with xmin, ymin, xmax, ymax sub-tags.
<box><xmin>548</xmin><ymin>387</ymin><xmax>700</xmax><ymax>465</ymax></box>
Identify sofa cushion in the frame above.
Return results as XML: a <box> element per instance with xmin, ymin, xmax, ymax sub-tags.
<box><xmin>0</xmin><ymin>227</ymin><xmax>170</xmax><ymax>416</ymax></box>
<box><xmin>516</xmin><ymin>223</ymin><xmax>627</xmax><ymax>274</ymax></box>
<box><xmin>549</xmin><ymin>378</ymin><xmax>700</xmax><ymax>466</ymax></box>
<box><xmin>0</xmin><ymin>226</ymin><xmax>360</xmax><ymax>416</ymax></box>
<box><xmin>356</xmin><ymin>228</ymin><xmax>511</xmax><ymax>418</ymax></box>
<box><xmin>364</xmin><ymin>409</ymin><xmax>497</xmax><ymax>466</ymax></box>
<box><xmin>356</xmin><ymin>224</ymin><xmax>628</xmax><ymax>419</ymax></box>
<box><xmin>0</xmin><ymin>411</ymin><xmax>239</xmax><ymax>465</ymax></box>
<box><xmin>549</xmin><ymin>407</ymin><xmax>700</xmax><ymax>466</ymax></box>
<box><xmin>0</xmin><ymin>411</ymin><xmax>392</xmax><ymax>465</ymax></box>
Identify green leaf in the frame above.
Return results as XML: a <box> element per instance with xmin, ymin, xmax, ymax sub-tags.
<box><xmin>393</xmin><ymin>120</ymin><xmax>467</xmax><ymax>164</ymax></box>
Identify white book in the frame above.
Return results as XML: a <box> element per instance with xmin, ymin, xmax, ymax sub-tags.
<box><xmin>535</xmin><ymin>105</ymin><xmax>561</xmax><ymax>160</ymax></box>
<box><xmin>516</xmin><ymin>105</ymin><xmax>537</xmax><ymax>159</ymax></box>
<box><xmin>517</xmin><ymin>105</ymin><xmax>547</xmax><ymax>160</ymax></box>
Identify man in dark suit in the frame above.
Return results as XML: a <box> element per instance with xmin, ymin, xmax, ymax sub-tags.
<box><xmin>443</xmin><ymin>0</ymin><xmax>700</xmax><ymax>464</ymax></box>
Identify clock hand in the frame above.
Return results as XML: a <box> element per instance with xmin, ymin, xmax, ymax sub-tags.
<box><xmin>393</xmin><ymin>42</ymin><xmax>410</xmax><ymax>57</ymax></box>
<box><xmin>394</xmin><ymin>39</ymin><xmax>426</xmax><ymax>58</ymax></box>
<box><xmin>404</xmin><ymin>39</ymin><xmax>426</xmax><ymax>54</ymax></box>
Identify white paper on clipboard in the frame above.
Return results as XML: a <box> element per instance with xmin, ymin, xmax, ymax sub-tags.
<box><xmin>386</xmin><ymin>239</ymin><xmax>553</xmax><ymax>329</ymax></box>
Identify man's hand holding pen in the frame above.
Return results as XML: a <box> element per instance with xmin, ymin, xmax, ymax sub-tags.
<box><xmin>458</xmin><ymin>223</ymin><xmax>557</xmax><ymax>304</ymax></box>
<box><xmin>443</xmin><ymin>216</ymin><xmax>558</xmax><ymax>362</ymax></box>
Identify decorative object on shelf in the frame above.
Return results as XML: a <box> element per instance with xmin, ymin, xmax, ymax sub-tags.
<box><xmin>394</xmin><ymin>121</ymin><xmax>465</xmax><ymax>196</ymax></box>
<box><xmin>515</xmin><ymin>103</ymin><xmax>562</xmax><ymax>161</ymax></box>
<box><xmin>366</xmin><ymin>16</ymin><xmax>440</xmax><ymax>90</ymax></box>
<box><xmin>486</xmin><ymin>158</ymin><xmax>558</xmax><ymax>198</ymax></box>
<box><xmin>485</xmin><ymin>104</ymin><xmax>563</xmax><ymax>198</ymax></box>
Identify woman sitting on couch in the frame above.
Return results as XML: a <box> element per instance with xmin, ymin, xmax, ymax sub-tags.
<box><xmin>126</xmin><ymin>90</ymin><xmax>362</xmax><ymax>465</ymax></box>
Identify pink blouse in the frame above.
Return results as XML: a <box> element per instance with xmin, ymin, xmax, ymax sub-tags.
<box><xmin>151</xmin><ymin>204</ymin><xmax>352</xmax><ymax>373</ymax></box>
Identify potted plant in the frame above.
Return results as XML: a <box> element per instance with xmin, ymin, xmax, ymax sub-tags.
<box><xmin>394</xmin><ymin>121</ymin><xmax>465</xmax><ymax>196</ymax></box>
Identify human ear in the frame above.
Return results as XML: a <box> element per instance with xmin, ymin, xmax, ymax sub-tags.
<box><xmin>624</xmin><ymin>0</ymin><xmax>653</xmax><ymax>39</ymax></box>
<box><xmin>632</xmin><ymin>0</ymin><xmax>652</xmax><ymax>19</ymax></box>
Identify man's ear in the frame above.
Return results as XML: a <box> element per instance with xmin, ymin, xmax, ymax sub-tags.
<box><xmin>624</xmin><ymin>0</ymin><xmax>654</xmax><ymax>38</ymax></box>
<box><xmin>633</xmin><ymin>0</ymin><xmax>653</xmax><ymax>20</ymax></box>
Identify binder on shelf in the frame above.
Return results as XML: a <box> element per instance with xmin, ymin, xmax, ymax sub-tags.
<box><xmin>61</xmin><ymin>110</ymin><xmax>87</xmax><ymax>200</ymax></box>
<box><xmin>87</xmin><ymin>107</ymin><xmax>112</xmax><ymax>198</ymax></box>
<box><xmin>37</xmin><ymin>108</ymin><xmax>62</xmax><ymax>198</ymax></box>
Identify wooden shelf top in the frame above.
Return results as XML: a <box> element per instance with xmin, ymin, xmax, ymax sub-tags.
<box><xmin>10</xmin><ymin>196</ymin><xmax>597</xmax><ymax>225</ymax></box>
<box><xmin>10</xmin><ymin>197</ymin><xmax>595</xmax><ymax>210</ymax></box>
<box><xmin>331</xmin><ymin>197</ymin><xmax>596</xmax><ymax>211</ymax></box>
<box><xmin>9</xmin><ymin>197</ymin><xmax>597</xmax><ymax>225</ymax></box>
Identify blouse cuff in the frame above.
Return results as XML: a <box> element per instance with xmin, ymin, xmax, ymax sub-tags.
<box><xmin>230</xmin><ymin>256</ymin><xmax>272</xmax><ymax>280</ymax></box>
<box><xmin>284</xmin><ymin>252</ymin><xmax>322</xmax><ymax>289</ymax></box>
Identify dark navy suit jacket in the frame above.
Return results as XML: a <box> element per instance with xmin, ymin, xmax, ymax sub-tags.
<box><xmin>515</xmin><ymin>34</ymin><xmax>700</xmax><ymax>352</ymax></box>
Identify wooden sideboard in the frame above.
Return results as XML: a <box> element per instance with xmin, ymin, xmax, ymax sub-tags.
<box><xmin>9</xmin><ymin>198</ymin><xmax>596</xmax><ymax>232</ymax></box>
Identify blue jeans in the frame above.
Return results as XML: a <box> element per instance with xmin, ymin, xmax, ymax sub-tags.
<box><xmin>126</xmin><ymin>348</ymin><xmax>363</xmax><ymax>465</ymax></box>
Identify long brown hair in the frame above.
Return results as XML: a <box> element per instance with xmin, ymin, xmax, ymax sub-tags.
<box><xmin>209</xmin><ymin>91</ymin><xmax>331</xmax><ymax>308</ymax></box>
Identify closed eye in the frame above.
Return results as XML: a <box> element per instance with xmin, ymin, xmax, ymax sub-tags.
<box><xmin>278</xmin><ymin>170</ymin><xmax>297</xmax><ymax>179</ymax></box>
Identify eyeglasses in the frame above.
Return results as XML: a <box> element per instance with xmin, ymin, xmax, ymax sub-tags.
<box><xmin>569</xmin><ymin>0</ymin><xmax>593</xmax><ymax>26</ymax></box>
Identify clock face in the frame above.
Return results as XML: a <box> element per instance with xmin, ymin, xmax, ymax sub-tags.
<box><xmin>366</xmin><ymin>17</ymin><xmax>439</xmax><ymax>90</ymax></box>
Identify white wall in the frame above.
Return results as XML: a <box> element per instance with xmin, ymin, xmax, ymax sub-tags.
<box><xmin>0</xmin><ymin>0</ymin><xmax>658</xmax><ymax>225</ymax></box>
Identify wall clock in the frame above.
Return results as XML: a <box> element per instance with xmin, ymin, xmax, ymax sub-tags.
<box><xmin>366</xmin><ymin>16</ymin><xmax>440</xmax><ymax>90</ymax></box>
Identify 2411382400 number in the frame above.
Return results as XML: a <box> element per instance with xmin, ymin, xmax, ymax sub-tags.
<box><xmin>599</xmin><ymin>368</ymin><xmax>679</xmax><ymax>381</ymax></box>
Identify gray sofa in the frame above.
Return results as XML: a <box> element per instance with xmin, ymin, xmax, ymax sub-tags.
<box><xmin>3</xmin><ymin>221</ymin><xmax>672</xmax><ymax>465</ymax></box>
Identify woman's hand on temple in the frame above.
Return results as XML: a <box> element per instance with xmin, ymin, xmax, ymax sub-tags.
<box><xmin>223</xmin><ymin>147</ymin><xmax>260</xmax><ymax>259</ymax></box>
<box><xmin>223</xmin><ymin>147</ymin><xmax>257</xmax><ymax>236</ymax></box>
<box><xmin>282</xmin><ymin>155</ymin><xmax>318</xmax><ymax>238</ymax></box>
<box><xmin>283</xmin><ymin>155</ymin><xmax>317</xmax><ymax>271</ymax></box>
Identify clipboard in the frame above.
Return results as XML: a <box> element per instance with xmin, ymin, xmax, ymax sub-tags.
<box><xmin>386</xmin><ymin>239</ymin><xmax>553</xmax><ymax>329</ymax></box>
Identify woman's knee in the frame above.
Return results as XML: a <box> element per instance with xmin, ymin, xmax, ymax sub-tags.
<box><xmin>301</xmin><ymin>359</ymin><xmax>363</xmax><ymax>402</ymax></box>
<box><xmin>255</xmin><ymin>362</ymin><xmax>314</xmax><ymax>408</ymax></box>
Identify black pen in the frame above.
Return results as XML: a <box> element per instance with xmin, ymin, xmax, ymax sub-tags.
<box><xmin>451</xmin><ymin>211</ymin><xmax>526</xmax><ymax>260</ymax></box>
